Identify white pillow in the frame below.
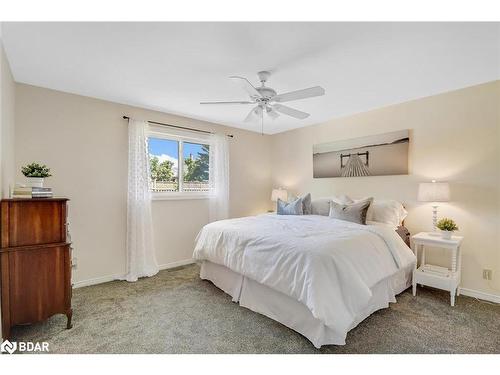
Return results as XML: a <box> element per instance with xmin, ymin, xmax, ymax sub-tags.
<box><xmin>366</xmin><ymin>199</ymin><xmax>407</xmax><ymax>227</ymax></box>
<box><xmin>311</xmin><ymin>195</ymin><xmax>354</xmax><ymax>216</ymax></box>
<box><xmin>366</xmin><ymin>220</ymin><xmax>398</xmax><ymax>229</ymax></box>
<box><xmin>311</xmin><ymin>198</ymin><xmax>331</xmax><ymax>216</ymax></box>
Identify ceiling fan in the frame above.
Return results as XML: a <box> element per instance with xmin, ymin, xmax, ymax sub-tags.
<box><xmin>200</xmin><ymin>71</ymin><xmax>325</xmax><ymax>124</ymax></box>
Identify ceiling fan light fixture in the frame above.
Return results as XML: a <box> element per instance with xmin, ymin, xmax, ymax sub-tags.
<box><xmin>266</xmin><ymin>106</ymin><xmax>279</xmax><ymax>120</ymax></box>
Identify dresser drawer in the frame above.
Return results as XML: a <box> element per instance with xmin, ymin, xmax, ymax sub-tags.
<box><xmin>4</xmin><ymin>244</ymin><xmax>71</xmax><ymax>325</ymax></box>
<box><xmin>1</xmin><ymin>200</ymin><xmax>67</xmax><ymax>247</ymax></box>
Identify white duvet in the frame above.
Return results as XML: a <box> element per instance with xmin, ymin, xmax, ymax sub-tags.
<box><xmin>193</xmin><ymin>214</ymin><xmax>415</xmax><ymax>340</ymax></box>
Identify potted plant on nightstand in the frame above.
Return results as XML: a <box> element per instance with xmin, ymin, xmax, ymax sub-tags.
<box><xmin>436</xmin><ymin>218</ymin><xmax>459</xmax><ymax>239</ymax></box>
<box><xmin>21</xmin><ymin>162</ymin><xmax>52</xmax><ymax>188</ymax></box>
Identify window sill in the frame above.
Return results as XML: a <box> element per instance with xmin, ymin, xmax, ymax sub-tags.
<box><xmin>151</xmin><ymin>193</ymin><xmax>211</xmax><ymax>201</ymax></box>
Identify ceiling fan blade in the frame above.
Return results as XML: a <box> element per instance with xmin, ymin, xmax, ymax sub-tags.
<box><xmin>272</xmin><ymin>104</ymin><xmax>310</xmax><ymax>120</ymax></box>
<box><xmin>229</xmin><ymin>76</ymin><xmax>262</xmax><ymax>99</ymax></box>
<box><xmin>200</xmin><ymin>100</ymin><xmax>254</xmax><ymax>105</ymax></box>
<box><xmin>266</xmin><ymin>106</ymin><xmax>280</xmax><ymax>120</ymax></box>
<box><xmin>272</xmin><ymin>86</ymin><xmax>325</xmax><ymax>103</ymax></box>
<box><xmin>244</xmin><ymin>106</ymin><xmax>263</xmax><ymax>122</ymax></box>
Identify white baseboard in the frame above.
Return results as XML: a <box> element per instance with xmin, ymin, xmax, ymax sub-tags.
<box><xmin>459</xmin><ymin>287</ymin><xmax>500</xmax><ymax>304</ymax></box>
<box><xmin>73</xmin><ymin>258</ymin><xmax>196</xmax><ymax>289</ymax></box>
<box><xmin>158</xmin><ymin>259</ymin><xmax>195</xmax><ymax>270</ymax></box>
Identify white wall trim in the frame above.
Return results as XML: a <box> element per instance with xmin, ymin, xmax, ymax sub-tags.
<box><xmin>459</xmin><ymin>287</ymin><xmax>500</xmax><ymax>304</ymax></box>
<box><xmin>72</xmin><ymin>259</ymin><xmax>196</xmax><ymax>289</ymax></box>
<box><xmin>72</xmin><ymin>273</ymin><xmax>122</xmax><ymax>289</ymax></box>
<box><xmin>158</xmin><ymin>259</ymin><xmax>196</xmax><ymax>270</ymax></box>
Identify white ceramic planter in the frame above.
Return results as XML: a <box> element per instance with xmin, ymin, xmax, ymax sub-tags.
<box><xmin>440</xmin><ymin>230</ymin><xmax>453</xmax><ymax>240</ymax></box>
<box><xmin>26</xmin><ymin>177</ymin><xmax>44</xmax><ymax>188</ymax></box>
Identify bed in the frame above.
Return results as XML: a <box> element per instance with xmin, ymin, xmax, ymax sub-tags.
<box><xmin>193</xmin><ymin>212</ymin><xmax>416</xmax><ymax>348</ymax></box>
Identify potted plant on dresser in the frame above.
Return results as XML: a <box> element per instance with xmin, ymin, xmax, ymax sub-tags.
<box><xmin>21</xmin><ymin>162</ymin><xmax>52</xmax><ymax>188</ymax></box>
<box><xmin>436</xmin><ymin>217</ymin><xmax>459</xmax><ymax>239</ymax></box>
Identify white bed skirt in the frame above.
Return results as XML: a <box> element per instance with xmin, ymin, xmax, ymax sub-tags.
<box><xmin>200</xmin><ymin>260</ymin><xmax>413</xmax><ymax>348</ymax></box>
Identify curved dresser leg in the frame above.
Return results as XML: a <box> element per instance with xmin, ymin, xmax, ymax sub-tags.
<box><xmin>66</xmin><ymin>309</ymin><xmax>73</xmax><ymax>329</ymax></box>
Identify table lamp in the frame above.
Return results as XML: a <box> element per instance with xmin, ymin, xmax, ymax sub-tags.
<box><xmin>418</xmin><ymin>180</ymin><xmax>450</xmax><ymax>232</ymax></box>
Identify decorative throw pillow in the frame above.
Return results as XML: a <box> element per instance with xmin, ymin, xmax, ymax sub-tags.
<box><xmin>354</xmin><ymin>198</ymin><xmax>407</xmax><ymax>227</ymax></box>
<box><xmin>277</xmin><ymin>197</ymin><xmax>304</xmax><ymax>215</ymax></box>
<box><xmin>311</xmin><ymin>195</ymin><xmax>353</xmax><ymax>216</ymax></box>
<box><xmin>332</xmin><ymin>195</ymin><xmax>354</xmax><ymax>205</ymax></box>
<box><xmin>301</xmin><ymin>193</ymin><xmax>312</xmax><ymax>215</ymax></box>
<box><xmin>367</xmin><ymin>199</ymin><xmax>408</xmax><ymax>227</ymax></box>
<box><xmin>329</xmin><ymin>197</ymin><xmax>373</xmax><ymax>225</ymax></box>
<box><xmin>311</xmin><ymin>198</ymin><xmax>331</xmax><ymax>216</ymax></box>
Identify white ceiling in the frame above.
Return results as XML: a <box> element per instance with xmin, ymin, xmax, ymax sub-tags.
<box><xmin>2</xmin><ymin>22</ymin><xmax>499</xmax><ymax>134</ymax></box>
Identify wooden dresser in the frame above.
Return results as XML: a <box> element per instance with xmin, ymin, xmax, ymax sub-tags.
<box><xmin>0</xmin><ymin>198</ymin><xmax>72</xmax><ymax>339</ymax></box>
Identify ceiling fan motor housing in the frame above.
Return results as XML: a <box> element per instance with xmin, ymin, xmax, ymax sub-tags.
<box><xmin>256</xmin><ymin>86</ymin><xmax>277</xmax><ymax>100</ymax></box>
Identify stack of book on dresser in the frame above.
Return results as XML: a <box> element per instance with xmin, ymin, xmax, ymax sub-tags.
<box><xmin>12</xmin><ymin>186</ymin><xmax>53</xmax><ymax>199</ymax></box>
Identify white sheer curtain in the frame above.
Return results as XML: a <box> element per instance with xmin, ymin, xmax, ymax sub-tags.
<box><xmin>209</xmin><ymin>133</ymin><xmax>230</xmax><ymax>222</ymax></box>
<box><xmin>124</xmin><ymin>119</ymin><xmax>159</xmax><ymax>282</ymax></box>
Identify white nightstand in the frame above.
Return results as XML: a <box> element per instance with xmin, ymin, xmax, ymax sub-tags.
<box><xmin>411</xmin><ymin>232</ymin><xmax>464</xmax><ymax>306</ymax></box>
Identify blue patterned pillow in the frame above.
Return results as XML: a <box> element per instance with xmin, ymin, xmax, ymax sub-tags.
<box><xmin>277</xmin><ymin>197</ymin><xmax>304</xmax><ymax>215</ymax></box>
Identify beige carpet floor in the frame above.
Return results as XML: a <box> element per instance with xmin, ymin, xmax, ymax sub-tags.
<box><xmin>11</xmin><ymin>264</ymin><xmax>500</xmax><ymax>354</ymax></box>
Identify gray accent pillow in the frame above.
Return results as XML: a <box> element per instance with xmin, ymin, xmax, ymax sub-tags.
<box><xmin>311</xmin><ymin>195</ymin><xmax>354</xmax><ymax>216</ymax></box>
<box><xmin>277</xmin><ymin>197</ymin><xmax>304</xmax><ymax>215</ymax></box>
<box><xmin>301</xmin><ymin>193</ymin><xmax>312</xmax><ymax>215</ymax></box>
<box><xmin>311</xmin><ymin>198</ymin><xmax>332</xmax><ymax>216</ymax></box>
<box><xmin>329</xmin><ymin>198</ymin><xmax>373</xmax><ymax>225</ymax></box>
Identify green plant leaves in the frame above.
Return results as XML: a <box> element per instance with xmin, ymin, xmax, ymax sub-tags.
<box><xmin>21</xmin><ymin>162</ymin><xmax>52</xmax><ymax>178</ymax></box>
<box><xmin>436</xmin><ymin>217</ymin><xmax>458</xmax><ymax>231</ymax></box>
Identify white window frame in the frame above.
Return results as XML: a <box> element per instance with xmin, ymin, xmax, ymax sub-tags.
<box><xmin>148</xmin><ymin>125</ymin><xmax>212</xmax><ymax>201</ymax></box>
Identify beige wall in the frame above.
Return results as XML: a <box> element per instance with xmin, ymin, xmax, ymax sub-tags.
<box><xmin>0</xmin><ymin>36</ymin><xmax>16</xmax><ymax>339</ymax></box>
<box><xmin>1</xmin><ymin>40</ymin><xmax>15</xmax><ymax>199</ymax></box>
<box><xmin>15</xmin><ymin>84</ymin><xmax>272</xmax><ymax>285</ymax></box>
<box><xmin>271</xmin><ymin>81</ymin><xmax>500</xmax><ymax>297</ymax></box>
<box><xmin>12</xmin><ymin>80</ymin><xmax>500</xmax><ymax>299</ymax></box>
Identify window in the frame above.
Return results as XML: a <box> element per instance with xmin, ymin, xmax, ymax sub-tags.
<box><xmin>148</xmin><ymin>132</ymin><xmax>211</xmax><ymax>198</ymax></box>
<box><xmin>183</xmin><ymin>142</ymin><xmax>210</xmax><ymax>192</ymax></box>
<box><xmin>148</xmin><ymin>138</ymin><xmax>179</xmax><ymax>192</ymax></box>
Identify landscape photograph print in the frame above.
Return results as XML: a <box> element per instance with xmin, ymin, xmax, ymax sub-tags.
<box><xmin>313</xmin><ymin>130</ymin><xmax>410</xmax><ymax>178</ymax></box>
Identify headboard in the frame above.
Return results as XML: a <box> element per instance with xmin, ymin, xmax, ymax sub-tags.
<box><xmin>397</xmin><ymin>204</ymin><xmax>410</xmax><ymax>247</ymax></box>
<box><xmin>396</xmin><ymin>225</ymin><xmax>411</xmax><ymax>248</ymax></box>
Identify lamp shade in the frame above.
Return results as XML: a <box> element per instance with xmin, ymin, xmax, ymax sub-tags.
<box><xmin>418</xmin><ymin>181</ymin><xmax>450</xmax><ymax>202</ymax></box>
<box><xmin>271</xmin><ymin>188</ymin><xmax>288</xmax><ymax>202</ymax></box>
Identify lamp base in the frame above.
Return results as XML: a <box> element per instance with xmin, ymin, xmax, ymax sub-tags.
<box><xmin>432</xmin><ymin>205</ymin><xmax>438</xmax><ymax>232</ymax></box>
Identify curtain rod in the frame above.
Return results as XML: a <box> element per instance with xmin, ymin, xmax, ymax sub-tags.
<box><xmin>122</xmin><ymin>116</ymin><xmax>234</xmax><ymax>138</ymax></box>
